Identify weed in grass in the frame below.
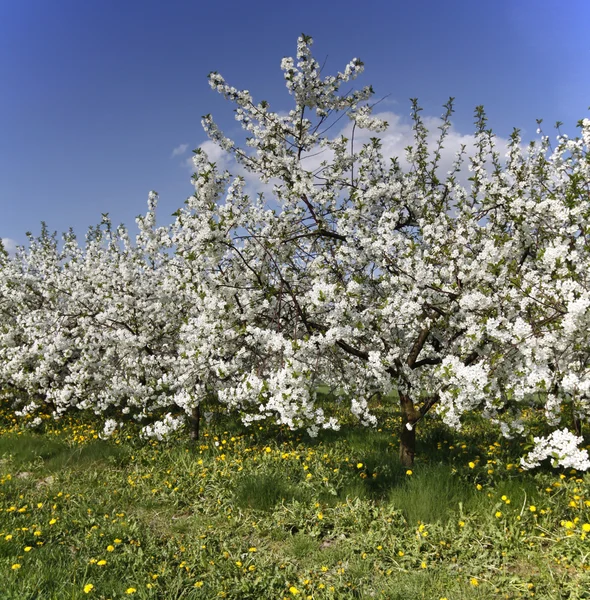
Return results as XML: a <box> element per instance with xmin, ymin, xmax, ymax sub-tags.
<box><xmin>234</xmin><ymin>472</ymin><xmax>304</xmax><ymax>511</ymax></box>
<box><xmin>287</xmin><ymin>532</ymin><xmax>320</xmax><ymax>559</ymax></box>
<box><xmin>388</xmin><ymin>463</ymin><xmax>475</xmax><ymax>524</ymax></box>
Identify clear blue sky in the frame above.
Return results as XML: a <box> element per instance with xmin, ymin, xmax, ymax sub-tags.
<box><xmin>2</xmin><ymin>0</ymin><xmax>589</xmax><ymax>250</ymax></box>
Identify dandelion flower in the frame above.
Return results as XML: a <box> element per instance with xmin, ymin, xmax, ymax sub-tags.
<box><xmin>83</xmin><ymin>584</ymin><xmax>94</xmax><ymax>593</ymax></box>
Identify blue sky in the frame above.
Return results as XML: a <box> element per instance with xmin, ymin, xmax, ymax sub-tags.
<box><xmin>2</xmin><ymin>0</ymin><xmax>589</xmax><ymax>251</ymax></box>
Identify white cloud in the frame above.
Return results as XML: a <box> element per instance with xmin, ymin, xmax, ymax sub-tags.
<box><xmin>184</xmin><ymin>140</ymin><xmax>277</xmax><ymax>196</ymax></box>
<box><xmin>171</xmin><ymin>143</ymin><xmax>189</xmax><ymax>158</ymax></box>
<box><xmin>187</xmin><ymin>109</ymin><xmax>517</xmax><ymax>199</ymax></box>
<box><xmin>1</xmin><ymin>238</ymin><xmax>17</xmax><ymax>254</ymax></box>
<box><xmin>323</xmin><ymin>110</ymin><xmax>513</xmax><ymax>189</ymax></box>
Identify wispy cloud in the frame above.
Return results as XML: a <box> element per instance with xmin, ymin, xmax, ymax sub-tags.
<box><xmin>187</xmin><ymin>109</ymin><xmax>516</xmax><ymax>198</ymax></box>
<box><xmin>184</xmin><ymin>140</ymin><xmax>278</xmax><ymax>197</ymax></box>
<box><xmin>1</xmin><ymin>238</ymin><xmax>17</xmax><ymax>254</ymax></box>
<box><xmin>171</xmin><ymin>143</ymin><xmax>189</xmax><ymax>158</ymax></box>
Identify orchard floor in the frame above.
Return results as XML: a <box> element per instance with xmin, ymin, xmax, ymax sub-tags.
<box><xmin>0</xmin><ymin>405</ymin><xmax>589</xmax><ymax>599</ymax></box>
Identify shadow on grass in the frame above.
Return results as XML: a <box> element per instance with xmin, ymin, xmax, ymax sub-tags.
<box><xmin>220</xmin><ymin>405</ymin><xmax>553</xmax><ymax>528</ymax></box>
<box><xmin>0</xmin><ymin>433</ymin><xmax>130</xmax><ymax>472</ymax></box>
<box><xmin>233</xmin><ymin>472</ymin><xmax>310</xmax><ymax>511</ymax></box>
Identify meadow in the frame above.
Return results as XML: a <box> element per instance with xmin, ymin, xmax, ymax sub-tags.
<box><xmin>0</xmin><ymin>399</ymin><xmax>589</xmax><ymax>600</ymax></box>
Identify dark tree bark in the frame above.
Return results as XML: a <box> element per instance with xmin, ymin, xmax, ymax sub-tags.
<box><xmin>399</xmin><ymin>392</ymin><xmax>419</xmax><ymax>467</ymax></box>
<box><xmin>190</xmin><ymin>405</ymin><xmax>201</xmax><ymax>441</ymax></box>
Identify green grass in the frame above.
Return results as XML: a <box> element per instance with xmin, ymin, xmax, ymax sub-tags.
<box><xmin>1</xmin><ymin>407</ymin><xmax>590</xmax><ymax>599</ymax></box>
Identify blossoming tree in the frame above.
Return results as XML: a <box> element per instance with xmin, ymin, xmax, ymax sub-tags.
<box><xmin>180</xmin><ymin>34</ymin><xmax>590</xmax><ymax>467</ymax></box>
<box><xmin>2</xmin><ymin>34</ymin><xmax>590</xmax><ymax>470</ymax></box>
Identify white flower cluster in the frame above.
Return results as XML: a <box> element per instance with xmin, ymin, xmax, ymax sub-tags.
<box><xmin>521</xmin><ymin>429</ymin><xmax>590</xmax><ymax>470</ymax></box>
<box><xmin>2</xmin><ymin>35</ymin><xmax>590</xmax><ymax>467</ymax></box>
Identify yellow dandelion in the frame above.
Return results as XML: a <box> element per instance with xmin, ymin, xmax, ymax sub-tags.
<box><xmin>83</xmin><ymin>583</ymin><xmax>94</xmax><ymax>593</ymax></box>
<box><xmin>11</xmin><ymin>563</ymin><xmax>21</xmax><ymax>570</ymax></box>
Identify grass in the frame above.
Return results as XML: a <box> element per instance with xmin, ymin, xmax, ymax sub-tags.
<box><xmin>0</xmin><ymin>405</ymin><xmax>590</xmax><ymax>599</ymax></box>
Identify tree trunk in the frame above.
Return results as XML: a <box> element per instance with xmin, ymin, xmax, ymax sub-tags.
<box><xmin>190</xmin><ymin>405</ymin><xmax>201</xmax><ymax>441</ymax></box>
<box><xmin>573</xmin><ymin>413</ymin><xmax>582</xmax><ymax>437</ymax></box>
<box><xmin>399</xmin><ymin>393</ymin><xmax>417</xmax><ymax>467</ymax></box>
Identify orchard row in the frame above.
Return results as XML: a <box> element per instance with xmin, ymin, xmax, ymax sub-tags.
<box><xmin>1</xmin><ymin>35</ymin><xmax>590</xmax><ymax>468</ymax></box>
